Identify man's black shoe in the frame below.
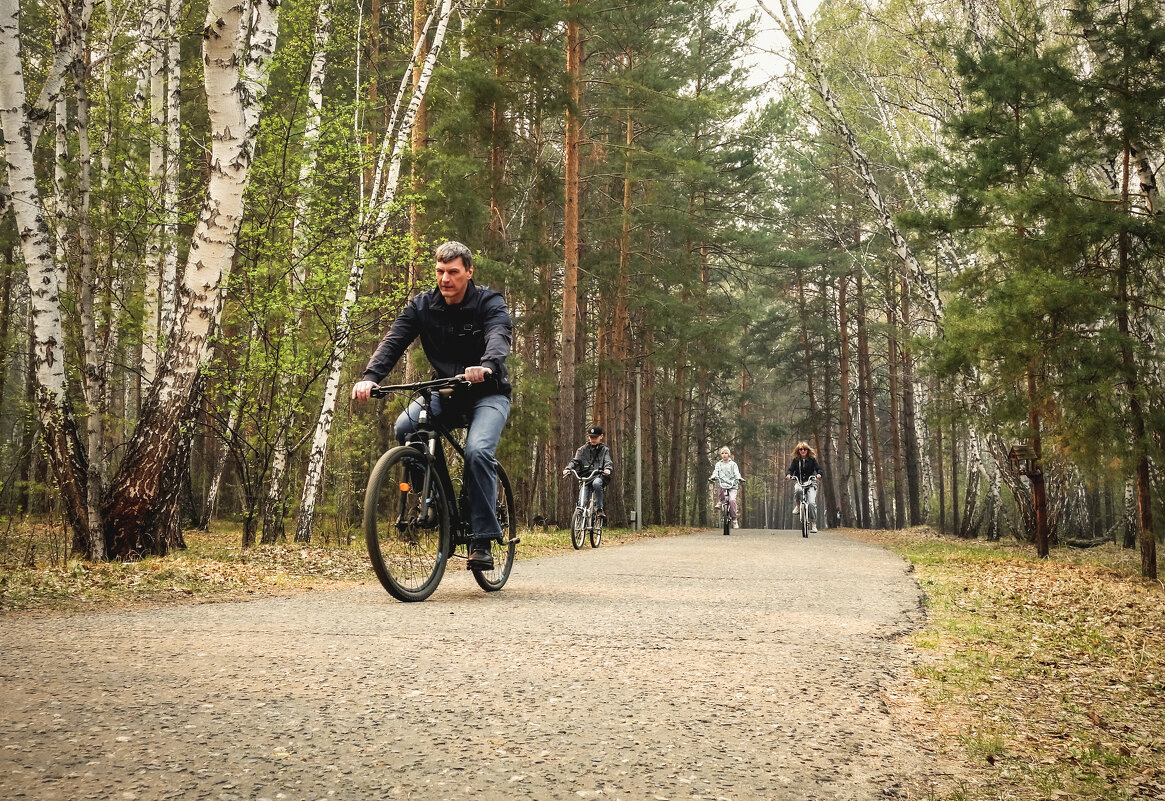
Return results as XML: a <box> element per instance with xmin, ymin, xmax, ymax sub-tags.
<box><xmin>467</xmin><ymin>541</ymin><xmax>495</xmax><ymax>571</ymax></box>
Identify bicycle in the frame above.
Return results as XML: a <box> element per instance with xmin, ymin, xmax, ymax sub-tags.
<box><xmin>710</xmin><ymin>481</ymin><xmax>740</xmax><ymax>536</ymax></box>
<box><xmin>363</xmin><ymin>376</ymin><xmax>518</xmax><ymax>602</ymax></box>
<box><xmin>791</xmin><ymin>476</ymin><xmax>818</xmax><ymax>538</ymax></box>
<box><xmin>565</xmin><ymin>467</ymin><xmax>604</xmax><ymax>549</ymax></box>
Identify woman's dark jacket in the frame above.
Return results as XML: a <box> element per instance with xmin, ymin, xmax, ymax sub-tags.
<box><xmin>786</xmin><ymin>455</ymin><xmax>823</xmax><ymax>482</ymax></box>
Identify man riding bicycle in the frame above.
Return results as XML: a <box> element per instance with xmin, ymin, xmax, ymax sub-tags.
<box><xmin>351</xmin><ymin>241</ymin><xmax>512</xmax><ymax>572</ymax></box>
<box><xmin>563</xmin><ymin>425</ymin><xmax>614</xmax><ymax>521</ymax></box>
<box><xmin>786</xmin><ymin>441</ymin><xmax>823</xmax><ymax>534</ymax></box>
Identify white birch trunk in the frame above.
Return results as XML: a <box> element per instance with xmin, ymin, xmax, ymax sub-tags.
<box><xmin>102</xmin><ymin>0</ymin><xmax>281</xmax><ymax>557</ymax></box>
<box><xmin>141</xmin><ymin>2</ymin><xmax>166</xmax><ymax>385</ymax></box>
<box><xmin>759</xmin><ymin>0</ymin><xmax>944</xmax><ymax>323</ymax></box>
<box><xmin>159</xmin><ymin>0</ymin><xmax>181</xmax><ymax>342</ymax></box>
<box><xmin>70</xmin><ymin>0</ymin><xmax>105</xmax><ymax>558</ymax></box>
<box><xmin>0</xmin><ymin>0</ymin><xmax>89</xmax><ymax>540</ymax></box>
<box><xmin>263</xmin><ymin>0</ymin><xmax>333</xmax><ymax>542</ymax></box>
<box><xmin>295</xmin><ymin>0</ymin><xmax>454</xmax><ymax>543</ymax></box>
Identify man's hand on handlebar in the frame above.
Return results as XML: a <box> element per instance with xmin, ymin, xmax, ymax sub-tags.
<box><xmin>464</xmin><ymin>365</ymin><xmax>493</xmax><ymax>383</ymax></box>
<box><xmin>352</xmin><ymin>380</ymin><xmax>377</xmax><ymax>402</ymax></box>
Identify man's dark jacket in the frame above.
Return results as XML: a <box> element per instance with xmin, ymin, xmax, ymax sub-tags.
<box><xmin>362</xmin><ymin>280</ymin><xmax>512</xmax><ymax>396</ymax></box>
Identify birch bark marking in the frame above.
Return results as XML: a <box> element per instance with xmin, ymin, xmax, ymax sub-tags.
<box><xmin>102</xmin><ymin>0</ymin><xmax>281</xmax><ymax>558</ymax></box>
<box><xmin>295</xmin><ymin>0</ymin><xmax>454</xmax><ymax>543</ymax></box>
<box><xmin>0</xmin><ymin>0</ymin><xmax>89</xmax><ymax>541</ymax></box>
<box><xmin>160</xmin><ymin>0</ymin><xmax>182</xmax><ymax>342</ymax></box>
<box><xmin>142</xmin><ymin>0</ymin><xmax>166</xmax><ymax>385</ymax></box>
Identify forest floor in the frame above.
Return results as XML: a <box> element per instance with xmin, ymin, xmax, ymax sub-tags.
<box><xmin>1</xmin><ymin>520</ymin><xmax>1162</xmax><ymax>800</ymax></box>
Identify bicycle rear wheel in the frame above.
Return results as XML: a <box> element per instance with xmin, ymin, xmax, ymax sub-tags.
<box><xmin>473</xmin><ymin>465</ymin><xmax>517</xmax><ymax>592</ymax></box>
<box><xmin>571</xmin><ymin>506</ymin><xmax>586</xmax><ymax>549</ymax></box>
<box><xmin>365</xmin><ymin>446</ymin><xmax>451</xmax><ymax>602</ymax></box>
<box><xmin>590</xmin><ymin>506</ymin><xmax>603</xmax><ymax>548</ymax></box>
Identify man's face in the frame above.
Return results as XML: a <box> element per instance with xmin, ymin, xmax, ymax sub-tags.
<box><xmin>436</xmin><ymin>257</ymin><xmax>473</xmax><ymax>304</ymax></box>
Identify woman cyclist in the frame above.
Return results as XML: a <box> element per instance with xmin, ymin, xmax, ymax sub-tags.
<box><xmin>786</xmin><ymin>441</ymin><xmax>823</xmax><ymax>534</ymax></box>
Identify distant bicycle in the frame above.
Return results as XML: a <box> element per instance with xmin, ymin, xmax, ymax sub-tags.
<box><xmin>792</xmin><ymin>476</ymin><xmax>818</xmax><ymax>538</ymax></box>
<box><xmin>565</xmin><ymin>467</ymin><xmax>604</xmax><ymax>549</ymax></box>
<box><xmin>363</xmin><ymin>376</ymin><xmax>517</xmax><ymax>602</ymax></box>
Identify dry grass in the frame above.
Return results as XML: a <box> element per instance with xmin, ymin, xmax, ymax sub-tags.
<box><xmin>0</xmin><ymin>518</ymin><xmax>690</xmax><ymax>614</ymax></box>
<box><xmin>849</xmin><ymin>527</ymin><xmax>1165</xmax><ymax>801</ymax></box>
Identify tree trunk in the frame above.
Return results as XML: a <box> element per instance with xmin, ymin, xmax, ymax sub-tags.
<box><xmin>296</xmin><ymin>0</ymin><xmax>452</xmax><ymax>543</ymax></box>
<box><xmin>102</xmin><ymin>0</ymin><xmax>281</xmax><ymax>559</ymax></box>
<box><xmin>0</xmin><ymin>0</ymin><xmax>90</xmax><ymax>545</ymax></box>
<box><xmin>1116</xmin><ymin>145</ymin><xmax>1156</xmax><ymax>577</ymax></box>
<box><xmin>856</xmin><ymin>269</ymin><xmax>886</xmax><ymax>529</ymax></box>
<box><xmin>885</xmin><ymin>266</ymin><xmax>905</xmax><ymax>529</ymax></box>
<box><xmin>263</xmin><ymin>0</ymin><xmax>333</xmax><ymax>544</ymax></box>
<box><xmin>836</xmin><ymin>271</ymin><xmax>855</xmax><ymax>527</ymax></box>
<box><xmin>1027</xmin><ymin>369</ymin><xmax>1049</xmax><ymax>558</ymax></box>
<box><xmin>555</xmin><ymin>5</ymin><xmax>582</xmax><ymax>525</ymax></box>
<box><xmin>899</xmin><ymin>274</ymin><xmax>922</xmax><ymax>525</ymax></box>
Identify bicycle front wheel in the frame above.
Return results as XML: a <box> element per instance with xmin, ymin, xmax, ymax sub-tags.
<box><xmin>801</xmin><ymin>501</ymin><xmax>809</xmax><ymax>538</ymax></box>
<box><xmin>365</xmin><ymin>446</ymin><xmax>451</xmax><ymax>602</ymax></box>
<box><xmin>473</xmin><ymin>465</ymin><xmax>517</xmax><ymax>592</ymax></box>
<box><xmin>722</xmin><ymin>503</ymin><xmax>731</xmax><ymax>536</ymax></box>
<box><xmin>571</xmin><ymin>506</ymin><xmax>586</xmax><ymax>550</ymax></box>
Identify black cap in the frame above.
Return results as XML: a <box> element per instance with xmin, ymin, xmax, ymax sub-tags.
<box><xmin>587</xmin><ymin>425</ymin><xmax>604</xmax><ymax>436</ymax></box>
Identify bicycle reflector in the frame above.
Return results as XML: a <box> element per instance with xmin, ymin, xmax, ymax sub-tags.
<box><xmin>399</xmin><ymin>482</ymin><xmax>411</xmax><ymax>491</ymax></box>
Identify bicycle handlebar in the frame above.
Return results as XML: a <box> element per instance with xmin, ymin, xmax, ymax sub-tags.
<box><xmin>370</xmin><ymin>375</ymin><xmax>471</xmax><ymax>399</ymax></box>
<box><xmin>564</xmin><ymin>467</ymin><xmax>603</xmax><ymax>482</ymax></box>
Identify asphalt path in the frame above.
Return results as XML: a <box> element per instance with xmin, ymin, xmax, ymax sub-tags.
<box><xmin>1</xmin><ymin>528</ymin><xmax>937</xmax><ymax>800</ymax></box>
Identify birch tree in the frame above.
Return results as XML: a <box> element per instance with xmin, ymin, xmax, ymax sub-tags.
<box><xmin>101</xmin><ymin>0</ymin><xmax>282</xmax><ymax>558</ymax></box>
<box><xmin>295</xmin><ymin>0</ymin><xmax>455</xmax><ymax>543</ymax></box>
<box><xmin>757</xmin><ymin>0</ymin><xmax>944</xmax><ymax>324</ymax></box>
<box><xmin>260</xmin><ymin>0</ymin><xmax>333</xmax><ymax>543</ymax></box>
<box><xmin>0</xmin><ymin>0</ymin><xmax>89</xmax><ymax>542</ymax></box>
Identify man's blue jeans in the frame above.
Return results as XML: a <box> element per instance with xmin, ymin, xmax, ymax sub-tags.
<box><xmin>394</xmin><ymin>392</ymin><xmax>511</xmax><ymax>538</ymax></box>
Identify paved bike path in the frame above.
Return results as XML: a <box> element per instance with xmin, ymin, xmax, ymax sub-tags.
<box><xmin>1</xmin><ymin>529</ymin><xmax>937</xmax><ymax>800</ymax></box>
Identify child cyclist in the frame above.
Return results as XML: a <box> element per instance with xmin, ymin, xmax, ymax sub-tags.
<box><xmin>563</xmin><ymin>426</ymin><xmax>614</xmax><ymax>520</ymax></box>
<box><xmin>709</xmin><ymin>446</ymin><xmax>744</xmax><ymax>529</ymax></box>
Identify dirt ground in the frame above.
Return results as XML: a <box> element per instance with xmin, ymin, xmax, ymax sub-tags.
<box><xmin>0</xmin><ymin>528</ymin><xmax>950</xmax><ymax>800</ymax></box>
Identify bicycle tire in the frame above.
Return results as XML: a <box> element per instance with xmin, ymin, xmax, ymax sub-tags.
<box><xmin>590</xmin><ymin>506</ymin><xmax>603</xmax><ymax>548</ymax></box>
<box><xmin>473</xmin><ymin>465</ymin><xmax>517</xmax><ymax>592</ymax></box>
<box><xmin>571</xmin><ymin>506</ymin><xmax>586</xmax><ymax>549</ymax></box>
<box><xmin>722</xmin><ymin>499</ymin><xmax>731</xmax><ymax>536</ymax></box>
<box><xmin>801</xmin><ymin>500</ymin><xmax>809</xmax><ymax>538</ymax></box>
<box><xmin>365</xmin><ymin>446</ymin><xmax>451</xmax><ymax>602</ymax></box>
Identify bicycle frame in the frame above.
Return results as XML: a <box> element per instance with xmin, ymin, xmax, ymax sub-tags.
<box><xmin>567</xmin><ymin>467</ymin><xmax>603</xmax><ymax>510</ymax></box>
<box><xmin>793</xmin><ymin>477</ymin><xmax>817</xmax><ymax>537</ymax></box>
<box><xmin>372</xmin><ymin>378</ymin><xmax>475</xmax><ymax>547</ymax></box>
<box><xmin>565</xmin><ymin>467</ymin><xmax>603</xmax><ymax>548</ymax></box>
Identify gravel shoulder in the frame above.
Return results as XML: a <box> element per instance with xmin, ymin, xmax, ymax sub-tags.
<box><xmin>1</xmin><ymin>528</ymin><xmax>943</xmax><ymax>800</ymax></box>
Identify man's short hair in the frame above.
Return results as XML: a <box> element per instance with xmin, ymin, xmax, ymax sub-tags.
<box><xmin>435</xmin><ymin>241</ymin><xmax>472</xmax><ymax>269</ymax></box>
